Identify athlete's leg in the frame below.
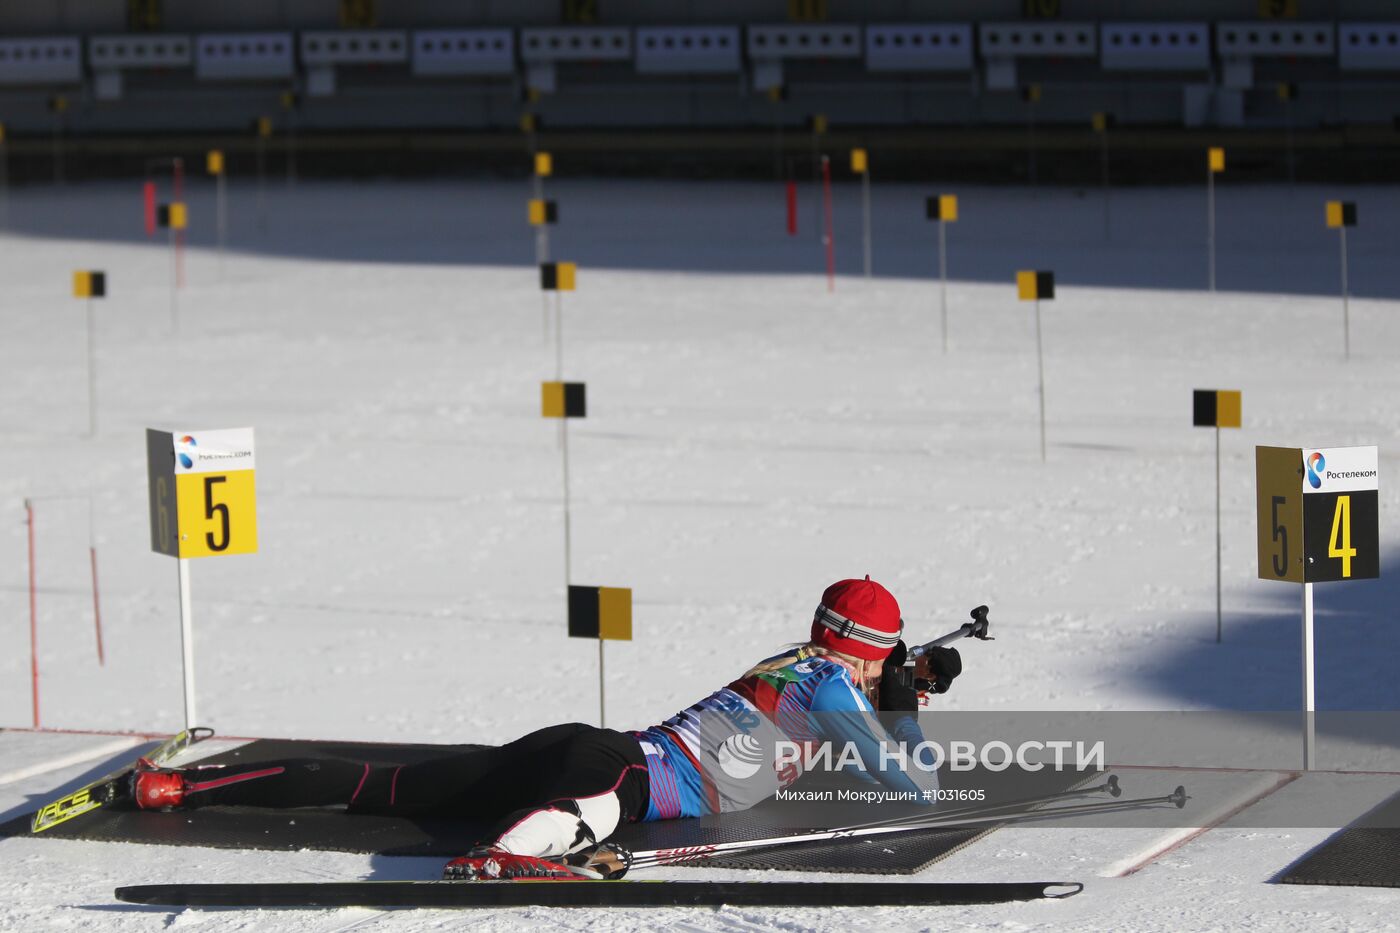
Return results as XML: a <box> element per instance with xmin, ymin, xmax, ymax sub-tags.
<box><xmin>136</xmin><ymin>757</ymin><xmax>374</xmax><ymax>809</ymax></box>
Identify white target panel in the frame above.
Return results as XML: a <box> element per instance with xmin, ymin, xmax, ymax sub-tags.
<box><xmin>412</xmin><ymin>30</ymin><xmax>513</xmax><ymax>76</ymax></box>
<box><xmin>0</xmin><ymin>38</ymin><xmax>82</xmax><ymax>85</ymax></box>
<box><xmin>635</xmin><ymin>26</ymin><xmax>741</xmax><ymax>73</ymax></box>
<box><xmin>866</xmin><ymin>24</ymin><xmax>973</xmax><ymax>71</ymax></box>
<box><xmin>520</xmin><ymin>28</ymin><xmax>631</xmax><ymax>63</ymax></box>
<box><xmin>1215</xmin><ymin>22</ymin><xmax>1334</xmax><ymax>57</ymax></box>
<box><xmin>978</xmin><ymin>23</ymin><xmax>1097</xmax><ymax>59</ymax></box>
<box><xmin>1339</xmin><ymin>24</ymin><xmax>1400</xmax><ymax>71</ymax></box>
<box><xmin>746</xmin><ymin>25</ymin><xmax>861</xmax><ymax>61</ymax></box>
<box><xmin>301</xmin><ymin>31</ymin><xmax>407</xmax><ymax>66</ymax></box>
<box><xmin>89</xmin><ymin>35</ymin><xmax>193</xmax><ymax>70</ymax></box>
<box><xmin>196</xmin><ymin>33</ymin><xmax>294</xmax><ymax>80</ymax></box>
<box><xmin>1100</xmin><ymin>23</ymin><xmax>1209</xmax><ymax>70</ymax></box>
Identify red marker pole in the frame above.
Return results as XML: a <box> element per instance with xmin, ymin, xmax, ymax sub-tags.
<box><xmin>89</xmin><ymin>499</ymin><xmax>104</xmax><ymax>665</ymax></box>
<box><xmin>26</xmin><ymin>499</ymin><xmax>39</xmax><ymax>728</ymax></box>
<box><xmin>786</xmin><ymin>180</ymin><xmax>797</xmax><ymax>236</ymax></box>
<box><xmin>143</xmin><ymin>181</ymin><xmax>157</xmax><ymax>237</ymax></box>
<box><xmin>821</xmin><ymin>156</ymin><xmax>835</xmax><ymax>292</ymax></box>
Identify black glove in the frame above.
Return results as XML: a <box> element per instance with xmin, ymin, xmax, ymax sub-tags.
<box><xmin>923</xmin><ymin>646</ymin><xmax>962</xmax><ymax>695</ymax></box>
<box><xmin>878</xmin><ymin>640</ymin><xmax>918</xmax><ymax>712</ymax></box>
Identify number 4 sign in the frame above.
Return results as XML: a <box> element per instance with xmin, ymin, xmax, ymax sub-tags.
<box><xmin>1256</xmin><ymin>446</ymin><xmax>1378</xmax><ymax>583</ymax></box>
<box><xmin>1255</xmin><ymin>444</ymin><xmax>1379</xmax><ymax>771</ymax></box>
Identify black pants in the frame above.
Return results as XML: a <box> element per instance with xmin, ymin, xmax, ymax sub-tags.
<box><xmin>181</xmin><ymin>723</ymin><xmax>649</xmax><ymax>843</ymax></box>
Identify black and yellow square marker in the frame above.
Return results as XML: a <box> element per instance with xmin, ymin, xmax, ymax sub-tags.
<box><xmin>766</xmin><ymin>85</ymin><xmax>787</xmax><ymax>103</ymax></box>
<box><xmin>850</xmin><ymin>148</ymin><xmax>868</xmax><ymax>174</ymax></box>
<box><xmin>1276</xmin><ymin>82</ymin><xmax>1298</xmax><ymax>102</ymax></box>
<box><xmin>73</xmin><ymin>271</ymin><xmax>106</xmax><ymax>299</ymax></box>
<box><xmin>1020</xmin><ymin>84</ymin><xmax>1041</xmax><ymax>104</ymax></box>
<box><xmin>207</xmin><ymin>149</ymin><xmax>224</xmax><ymax>175</ymax></box>
<box><xmin>1017</xmin><ymin>270</ymin><xmax>1054</xmax><ymax>301</ymax></box>
<box><xmin>1193</xmin><ymin>390</ymin><xmax>1241</xmax><ymax>428</ymax></box>
<box><xmin>1208</xmin><ymin>147</ymin><xmax>1225</xmax><ymax>173</ymax></box>
<box><xmin>520</xmin><ymin>112</ymin><xmax>539</xmax><ymax>134</ymax></box>
<box><xmin>157</xmin><ymin>202</ymin><xmax>188</xmax><ymax>230</ymax></box>
<box><xmin>49</xmin><ymin>95</ymin><xmax>69</xmax><ymax>113</ymax></box>
<box><xmin>529</xmin><ymin>199</ymin><xmax>558</xmax><ymax>226</ymax></box>
<box><xmin>808</xmin><ymin>113</ymin><xmax>828</xmax><ymax>134</ymax></box>
<box><xmin>568</xmin><ymin>585</ymin><xmax>632</xmax><ymax>641</ymax></box>
<box><xmin>535</xmin><ymin>152</ymin><xmax>553</xmax><ymax>177</ymax></box>
<box><xmin>0</xmin><ymin>123</ymin><xmax>6</xmax><ymax>144</ymax></box>
<box><xmin>254</xmin><ymin>116</ymin><xmax>273</xmax><ymax>138</ymax></box>
<box><xmin>280</xmin><ymin>90</ymin><xmax>299</xmax><ymax>110</ymax></box>
<box><xmin>1091</xmin><ymin>111</ymin><xmax>1115</xmax><ymax>132</ymax></box>
<box><xmin>1326</xmin><ymin>201</ymin><xmax>1357</xmax><ymax>228</ymax></box>
<box><xmin>540</xmin><ymin>261</ymin><xmax>576</xmax><ymax>291</ymax></box>
<box><xmin>926</xmin><ymin>194</ymin><xmax>958</xmax><ymax>222</ymax></box>
<box><xmin>542</xmin><ymin>382</ymin><xmax>586</xmax><ymax>418</ymax></box>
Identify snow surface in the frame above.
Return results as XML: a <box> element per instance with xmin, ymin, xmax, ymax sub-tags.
<box><xmin>1</xmin><ymin>176</ymin><xmax>1398</xmax><ymax>930</ymax></box>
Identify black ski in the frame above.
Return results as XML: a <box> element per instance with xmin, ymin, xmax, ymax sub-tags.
<box><xmin>115</xmin><ymin>879</ymin><xmax>1082</xmax><ymax>909</ymax></box>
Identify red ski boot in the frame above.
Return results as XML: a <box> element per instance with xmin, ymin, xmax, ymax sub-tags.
<box><xmin>442</xmin><ymin>847</ymin><xmax>579</xmax><ymax>881</ymax></box>
<box><xmin>130</xmin><ymin>759</ymin><xmax>188</xmax><ymax>810</ymax></box>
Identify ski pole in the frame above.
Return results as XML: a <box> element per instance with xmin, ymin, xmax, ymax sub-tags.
<box><xmin>620</xmin><ymin>783</ymin><xmax>1185</xmax><ymax>872</ymax></box>
<box><xmin>839</xmin><ymin>774</ymin><xmax>1120</xmax><ymax>836</ymax></box>
<box><xmin>907</xmin><ymin>605</ymin><xmax>993</xmax><ymax>659</ymax></box>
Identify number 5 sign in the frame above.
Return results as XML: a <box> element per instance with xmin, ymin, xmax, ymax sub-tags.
<box><xmin>147</xmin><ymin>428</ymin><xmax>258</xmax><ymax>558</ymax></box>
<box><xmin>146</xmin><ymin>427</ymin><xmax>257</xmax><ymax>732</ymax></box>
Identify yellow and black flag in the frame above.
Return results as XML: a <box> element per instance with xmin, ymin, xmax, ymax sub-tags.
<box><xmin>73</xmin><ymin>271</ymin><xmax>106</xmax><ymax>298</ymax></box>
<box><xmin>926</xmin><ymin>194</ymin><xmax>958</xmax><ymax>222</ymax></box>
<box><xmin>1326</xmin><ymin>201</ymin><xmax>1357</xmax><ymax>228</ymax></box>
<box><xmin>1017</xmin><ymin>270</ymin><xmax>1054</xmax><ymax>301</ymax></box>
<box><xmin>540</xmin><ymin>261</ymin><xmax>576</xmax><ymax>291</ymax></box>
<box><xmin>1192</xmin><ymin>390</ymin><xmax>1241</xmax><ymax>428</ymax></box>
<box><xmin>568</xmin><ymin>585</ymin><xmax>632</xmax><ymax>641</ymax></box>
<box><xmin>1091</xmin><ymin>111</ymin><xmax>1115</xmax><ymax>132</ymax></box>
<box><xmin>534</xmin><ymin>151</ymin><xmax>553</xmax><ymax>177</ymax></box>
<box><xmin>529</xmin><ymin>199</ymin><xmax>558</xmax><ymax>226</ymax></box>
<box><xmin>157</xmin><ymin>202</ymin><xmax>188</xmax><ymax>230</ymax></box>
<box><xmin>1020</xmin><ymin>84</ymin><xmax>1042</xmax><ymax>104</ymax></box>
<box><xmin>542</xmin><ymin>381</ymin><xmax>586</xmax><ymax>418</ymax></box>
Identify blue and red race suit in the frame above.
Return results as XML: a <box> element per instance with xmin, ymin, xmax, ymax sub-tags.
<box><xmin>631</xmin><ymin>651</ymin><xmax>935</xmax><ymax>821</ymax></box>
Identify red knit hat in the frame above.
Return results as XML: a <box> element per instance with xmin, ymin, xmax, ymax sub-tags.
<box><xmin>810</xmin><ymin>576</ymin><xmax>903</xmax><ymax>661</ymax></box>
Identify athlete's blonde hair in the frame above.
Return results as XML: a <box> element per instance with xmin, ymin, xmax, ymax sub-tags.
<box><xmin>743</xmin><ymin>643</ymin><xmax>877</xmax><ymax>692</ymax></box>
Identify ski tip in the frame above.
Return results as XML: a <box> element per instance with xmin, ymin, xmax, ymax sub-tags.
<box><xmin>1043</xmin><ymin>882</ymin><xmax>1084</xmax><ymax>899</ymax></box>
<box><xmin>113</xmin><ymin>886</ymin><xmax>154</xmax><ymax>905</ymax></box>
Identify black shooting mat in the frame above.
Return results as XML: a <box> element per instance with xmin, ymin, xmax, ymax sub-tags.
<box><xmin>2</xmin><ymin>738</ymin><xmax>1089</xmax><ymax>874</ymax></box>
<box><xmin>1280</xmin><ymin>790</ymin><xmax>1400</xmax><ymax>889</ymax></box>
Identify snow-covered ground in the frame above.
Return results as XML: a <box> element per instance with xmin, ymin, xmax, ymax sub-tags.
<box><xmin>1</xmin><ymin>176</ymin><xmax>1398</xmax><ymax>930</ymax></box>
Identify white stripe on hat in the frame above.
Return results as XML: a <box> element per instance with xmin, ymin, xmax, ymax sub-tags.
<box><xmin>813</xmin><ymin>603</ymin><xmax>903</xmax><ymax>649</ymax></box>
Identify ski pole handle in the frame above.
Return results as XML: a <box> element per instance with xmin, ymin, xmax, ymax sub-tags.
<box><xmin>907</xmin><ymin>605</ymin><xmax>992</xmax><ymax>659</ymax></box>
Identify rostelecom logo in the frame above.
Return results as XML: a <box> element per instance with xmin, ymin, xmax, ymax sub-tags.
<box><xmin>177</xmin><ymin>435</ymin><xmax>197</xmax><ymax>470</ymax></box>
<box><xmin>1306</xmin><ymin>451</ymin><xmax>1326</xmax><ymax>489</ymax></box>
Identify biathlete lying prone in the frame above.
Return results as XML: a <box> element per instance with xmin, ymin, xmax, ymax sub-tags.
<box><xmin>124</xmin><ymin>577</ymin><xmax>963</xmax><ymax>880</ymax></box>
